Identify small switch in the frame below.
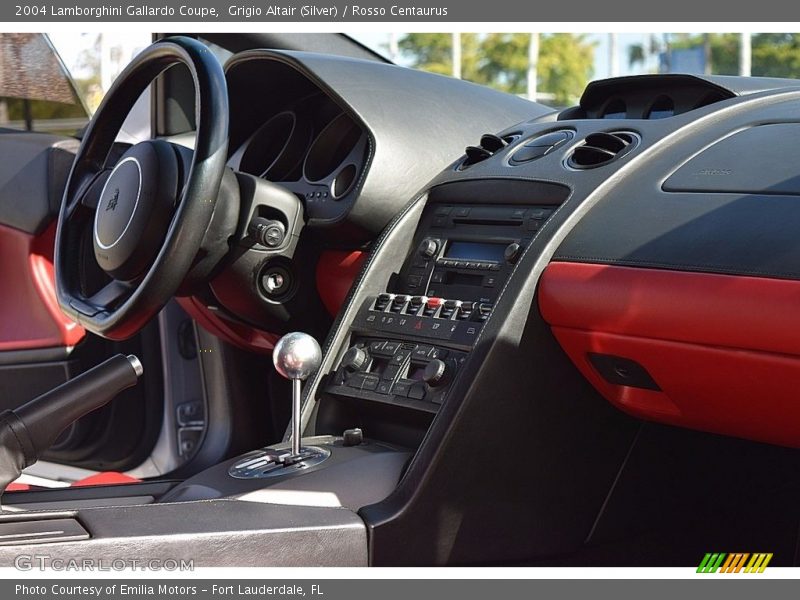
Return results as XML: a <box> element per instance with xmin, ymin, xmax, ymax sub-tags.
<box><xmin>408</xmin><ymin>383</ymin><xmax>427</xmax><ymax>400</ymax></box>
<box><xmin>178</xmin><ymin>427</ymin><xmax>203</xmax><ymax>457</ymax></box>
<box><xmin>342</xmin><ymin>428</ymin><xmax>364</xmax><ymax>447</ymax></box>
<box><xmin>361</xmin><ymin>375</ymin><xmax>379</xmax><ymax>391</ymax></box>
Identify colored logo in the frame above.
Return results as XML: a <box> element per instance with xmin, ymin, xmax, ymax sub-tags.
<box><xmin>697</xmin><ymin>553</ymin><xmax>773</xmax><ymax>573</ymax></box>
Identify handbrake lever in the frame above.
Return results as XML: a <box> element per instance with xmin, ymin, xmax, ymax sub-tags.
<box><xmin>0</xmin><ymin>354</ymin><xmax>143</xmax><ymax>507</ymax></box>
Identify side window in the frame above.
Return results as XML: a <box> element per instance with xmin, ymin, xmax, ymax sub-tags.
<box><xmin>0</xmin><ymin>33</ymin><xmax>88</xmax><ymax>136</ymax></box>
<box><xmin>48</xmin><ymin>32</ymin><xmax>153</xmax><ymax>142</ymax></box>
<box><xmin>0</xmin><ymin>33</ymin><xmax>153</xmax><ymax>140</ymax></box>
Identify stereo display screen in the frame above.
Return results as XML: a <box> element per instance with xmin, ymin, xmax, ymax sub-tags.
<box><xmin>445</xmin><ymin>241</ymin><xmax>506</xmax><ymax>263</ymax></box>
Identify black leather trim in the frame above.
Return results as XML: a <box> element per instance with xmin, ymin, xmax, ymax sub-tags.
<box><xmin>554</xmin><ymin>90</ymin><xmax>800</xmax><ymax>280</ymax></box>
<box><xmin>225</xmin><ymin>49</ymin><xmax>549</xmax><ymax>235</ymax></box>
<box><xmin>0</xmin><ymin>410</ymin><xmax>35</xmax><ymax>501</ymax></box>
<box><xmin>298</xmin><ymin>193</ymin><xmax>428</xmax><ymax>436</ymax></box>
<box><xmin>0</xmin><ymin>132</ymin><xmax>78</xmax><ymax>234</ymax></box>
<box><xmin>0</xmin><ymin>347</ymin><xmax>71</xmax><ymax>366</ymax></box>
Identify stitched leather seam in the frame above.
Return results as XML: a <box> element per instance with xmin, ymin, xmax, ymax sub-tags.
<box><xmin>296</xmin><ymin>193</ymin><xmax>428</xmax><ymax>434</ymax></box>
<box><xmin>555</xmin><ymin>255</ymin><xmax>800</xmax><ymax>280</ymax></box>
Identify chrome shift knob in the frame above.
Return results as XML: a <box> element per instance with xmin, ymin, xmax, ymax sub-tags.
<box><xmin>273</xmin><ymin>332</ymin><xmax>322</xmax><ymax>457</ymax></box>
<box><xmin>227</xmin><ymin>332</ymin><xmax>330</xmax><ymax>480</ymax></box>
<box><xmin>273</xmin><ymin>332</ymin><xmax>322</xmax><ymax>381</ymax></box>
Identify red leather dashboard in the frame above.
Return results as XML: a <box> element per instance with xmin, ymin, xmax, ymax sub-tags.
<box><xmin>179</xmin><ymin>250</ymin><xmax>365</xmax><ymax>354</ymax></box>
<box><xmin>539</xmin><ymin>261</ymin><xmax>800</xmax><ymax>447</ymax></box>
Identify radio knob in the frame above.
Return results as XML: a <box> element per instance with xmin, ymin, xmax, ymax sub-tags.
<box><xmin>423</xmin><ymin>359</ymin><xmax>452</xmax><ymax>387</ymax></box>
<box><xmin>417</xmin><ymin>238</ymin><xmax>439</xmax><ymax>259</ymax></box>
<box><xmin>341</xmin><ymin>346</ymin><xmax>368</xmax><ymax>372</ymax></box>
<box><xmin>504</xmin><ymin>242</ymin><xmax>522</xmax><ymax>264</ymax></box>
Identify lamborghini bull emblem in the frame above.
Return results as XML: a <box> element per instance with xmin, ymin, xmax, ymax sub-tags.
<box><xmin>105</xmin><ymin>188</ymin><xmax>120</xmax><ymax>211</ymax></box>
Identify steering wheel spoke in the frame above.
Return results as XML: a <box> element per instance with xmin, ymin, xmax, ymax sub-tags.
<box><xmin>64</xmin><ymin>166</ymin><xmax>110</xmax><ymax>221</ymax></box>
<box><xmin>86</xmin><ymin>280</ymin><xmax>134</xmax><ymax>312</ymax></box>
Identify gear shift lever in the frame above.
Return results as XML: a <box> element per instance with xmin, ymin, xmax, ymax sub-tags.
<box><xmin>272</xmin><ymin>332</ymin><xmax>322</xmax><ymax>456</ymax></box>
<box><xmin>229</xmin><ymin>332</ymin><xmax>330</xmax><ymax>479</ymax></box>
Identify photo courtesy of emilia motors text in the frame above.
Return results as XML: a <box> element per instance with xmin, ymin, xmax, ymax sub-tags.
<box><xmin>2</xmin><ymin>0</ymin><xmax>800</xmax><ymax>595</ymax></box>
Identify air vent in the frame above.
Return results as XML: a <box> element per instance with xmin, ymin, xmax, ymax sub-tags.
<box><xmin>458</xmin><ymin>133</ymin><xmax>517</xmax><ymax>169</ymax></box>
<box><xmin>509</xmin><ymin>130</ymin><xmax>574</xmax><ymax>165</ymax></box>
<box><xmin>568</xmin><ymin>131</ymin><xmax>639</xmax><ymax>169</ymax></box>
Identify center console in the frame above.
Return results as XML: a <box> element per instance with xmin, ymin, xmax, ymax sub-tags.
<box><xmin>0</xmin><ymin>177</ymin><xmax>583</xmax><ymax>567</ymax></box>
<box><xmin>322</xmin><ymin>202</ymin><xmax>555</xmax><ymax>413</ymax></box>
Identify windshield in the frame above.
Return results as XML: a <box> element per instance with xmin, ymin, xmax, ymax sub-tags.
<box><xmin>350</xmin><ymin>32</ymin><xmax>800</xmax><ymax>108</ymax></box>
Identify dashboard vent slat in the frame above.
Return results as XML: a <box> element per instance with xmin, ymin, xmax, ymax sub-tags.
<box><xmin>568</xmin><ymin>131</ymin><xmax>638</xmax><ymax>169</ymax></box>
<box><xmin>459</xmin><ymin>133</ymin><xmax>517</xmax><ymax>169</ymax></box>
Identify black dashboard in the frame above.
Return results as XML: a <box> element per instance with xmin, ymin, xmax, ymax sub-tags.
<box><xmin>186</xmin><ymin>49</ymin><xmax>547</xmax><ymax>347</ymax></box>
<box><xmin>561</xmin><ymin>73</ymin><xmax>736</xmax><ymax>119</ymax></box>
<box><xmin>152</xmin><ymin>48</ymin><xmax>800</xmax><ymax>567</ymax></box>
<box><xmin>226</xmin><ymin>72</ymin><xmax>370</xmax><ymax>225</ymax></box>
<box><xmin>223</xmin><ymin>50</ymin><xmax>549</xmax><ymax>238</ymax></box>
<box><xmin>288</xmin><ymin>70</ymin><xmax>800</xmax><ymax>564</ymax></box>
<box><xmin>22</xmin><ymin>39</ymin><xmax>800</xmax><ymax>567</ymax></box>
<box><xmin>208</xmin><ymin>50</ymin><xmax>800</xmax><ymax>470</ymax></box>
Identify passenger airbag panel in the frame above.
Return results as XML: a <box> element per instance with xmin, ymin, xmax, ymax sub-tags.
<box><xmin>539</xmin><ymin>261</ymin><xmax>800</xmax><ymax>447</ymax></box>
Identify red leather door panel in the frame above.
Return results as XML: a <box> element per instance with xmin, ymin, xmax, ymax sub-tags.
<box><xmin>0</xmin><ymin>223</ymin><xmax>84</xmax><ymax>351</ymax></box>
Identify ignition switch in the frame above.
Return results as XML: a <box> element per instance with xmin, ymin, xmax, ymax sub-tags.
<box><xmin>259</xmin><ymin>264</ymin><xmax>293</xmax><ymax>299</ymax></box>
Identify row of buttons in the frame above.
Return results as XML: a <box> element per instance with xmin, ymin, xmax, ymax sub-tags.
<box><xmin>434</xmin><ymin>205</ymin><xmax>553</xmax><ymax>220</ymax></box>
<box><xmin>435</xmin><ymin>259</ymin><xmax>501</xmax><ymax>271</ymax></box>
<box><xmin>362</xmin><ymin>311</ymin><xmax>482</xmax><ymax>343</ymax></box>
<box><xmin>375</xmin><ymin>294</ymin><xmax>491</xmax><ymax>321</ymax></box>
<box><xmin>369</xmin><ymin>339</ymin><xmax>449</xmax><ymax>360</ymax></box>
<box><xmin>345</xmin><ymin>372</ymin><xmax>428</xmax><ymax>400</ymax></box>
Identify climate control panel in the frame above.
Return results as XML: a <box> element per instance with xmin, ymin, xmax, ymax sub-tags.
<box><xmin>325</xmin><ymin>336</ymin><xmax>467</xmax><ymax>411</ymax></box>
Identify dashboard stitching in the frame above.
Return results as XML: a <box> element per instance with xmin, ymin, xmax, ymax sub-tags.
<box><xmin>297</xmin><ymin>193</ymin><xmax>428</xmax><ymax>435</ymax></box>
<box><xmin>352</xmin><ymin>131</ymin><xmax>374</xmax><ymax>201</ymax></box>
<box><xmin>393</xmin><ymin>194</ymin><xmax>575</xmax><ymax>487</ymax></box>
<box><xmin>555</xmin><ymin>255</ymin><xmax>800</xmax><ymax>280</ymax></box>
<box><xmin>321</xmin><ymin>194</ymin><xmax>425</xmax><ymax>352</ymax></box>
<box><xmin>445</xmin><ymin>194</ymin><xmax>573</xmax><ymax>385</ymax></box>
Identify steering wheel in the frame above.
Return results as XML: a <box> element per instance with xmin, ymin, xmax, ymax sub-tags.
<box><xmin>55</xmin><ymin>36</ymin><xmax>229</xmax><ymax>340</ymax></box>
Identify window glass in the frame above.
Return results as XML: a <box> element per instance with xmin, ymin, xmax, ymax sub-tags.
<box><xmin>0</xmin><ymin>33</ymin><xmax>88</xmax><ymax>135</ymax></box>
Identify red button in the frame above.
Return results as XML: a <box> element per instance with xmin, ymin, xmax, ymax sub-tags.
<box><xmin>426</xmin><ymin>297</ymin><xmax>444</xmax><ymax>308</ymax></box>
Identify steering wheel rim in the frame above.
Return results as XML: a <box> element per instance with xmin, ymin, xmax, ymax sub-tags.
<box><xmin>55</xmin><ymin>36</ymin><xmax>229</xmax><ymax>340</ymax></box>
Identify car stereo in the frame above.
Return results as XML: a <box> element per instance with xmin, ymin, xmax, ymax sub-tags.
<box><xmin>397</xmin><ymin>203</ymin><xmax>553</xmax><ymax>303</ymax></box>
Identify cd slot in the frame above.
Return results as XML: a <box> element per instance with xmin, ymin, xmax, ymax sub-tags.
<box><xmin>452</xmin><ymin>217</ymin><xmax>523</xmax><ymax>227</ymax></box>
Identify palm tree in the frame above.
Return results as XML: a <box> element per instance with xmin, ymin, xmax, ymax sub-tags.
<box><xmin>628</xmin><ymin>34</ymin><xmax>666</xmax><ymax>72</ymax></box>
<box><xmin>527</xmin><ymin>32</ymin><xmax>539</xmax><ymax>100</ymax></box>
